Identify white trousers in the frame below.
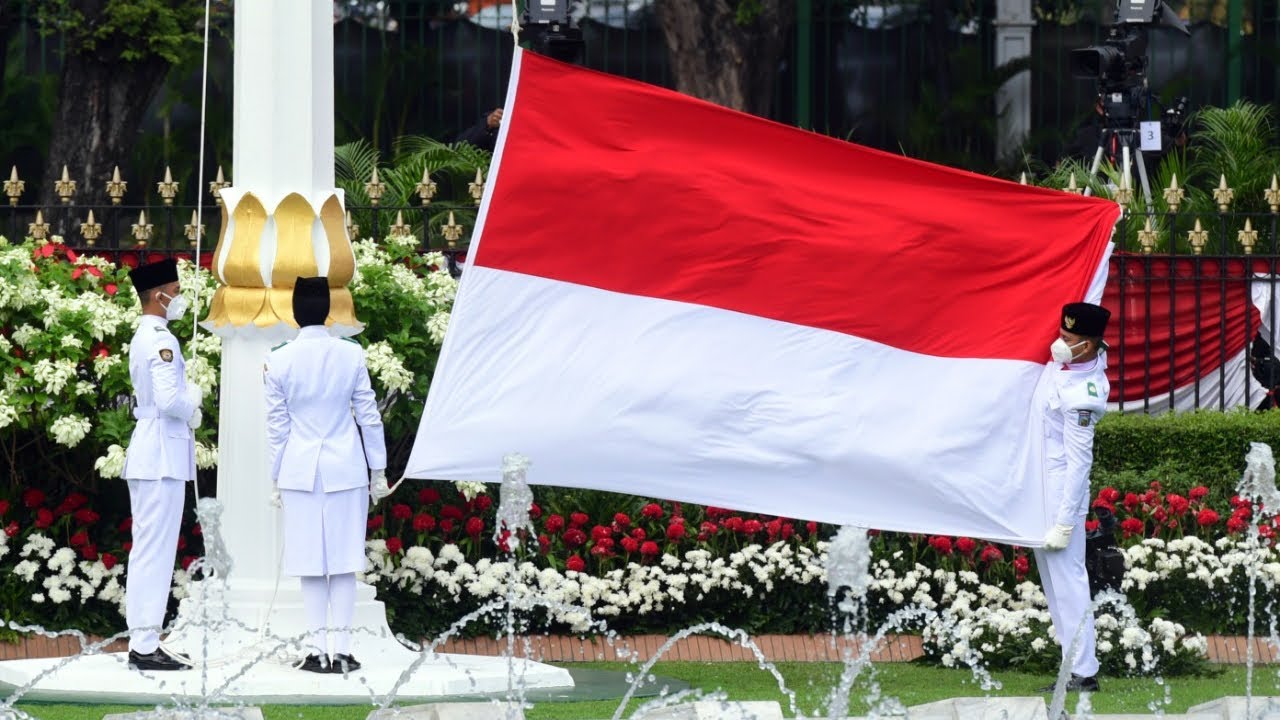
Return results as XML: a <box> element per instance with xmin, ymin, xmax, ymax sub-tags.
<box><xmin>125</xmin><ymin>478</ymin><xmax>186</xmax><ymax>654</ymax></box>
<box><xmin>300</xmin><ymin>573</ymin><xmax>357</xmax><ymax>657</ymax></box>
<box><xmin>1033</xmin><ymin>513</ymin><xmax>1100</xmax><ymax>677</ymax></box>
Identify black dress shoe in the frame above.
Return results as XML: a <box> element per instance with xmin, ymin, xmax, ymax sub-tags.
<box><xmin>1038</xmin><ymin>674</ymin><xmax>1100</xmax><ymax>693</ymax></box>
<box><xmin>296</xmin><ymin>653</ymin><xmax>330</xmax><ymax>673</ymax></box>
<box><xmin>128</xmin><ymin>648</ymin><xmax>191</xmax><ymax>671</ymax></box>
<box><xmin>330</xmin><ymin>653</ymin><xmax>361</xmax><ymax>674</ymax></box>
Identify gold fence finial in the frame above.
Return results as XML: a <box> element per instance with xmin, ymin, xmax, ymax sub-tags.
<box><xmin>345</xmin><ymin>211</ymin><xmax>359</xmax><ymax>240</ymax></box>
<box><xmin>210</xmin><ymin>165</ymin><xmax>231</xmax><ymax>206</ymax></box>
<box><xmin>1266</xmin><ymin>174</ymin><xmax>1280</xmax><ymax>214</ymax></box>
<box><xmin>1137</xmin><ymin>217</ymin><xmax>1158</xmax><ymax>254</ymax></box>
<box><xmin>1114</xmin><ymin>168</ymin><xmax>1134</xmax><ymax>206</ymax></box>
<box><xmin>4</xmin><ymin>166</ymin><xmax>23</xmax><ymax>206</ymax></box>
<box><xmin>157</xmin><ymin>166</ymin><xmax>179</xmax><ymax>205</ymax></box>
<box><xmin>1018</xmin><ymin>172</ymin><xmax>1029</xmax><ymax>185</ymax></box>
<box><xmin>442</xmin><ymin>211</ymin><xmax>464</xmax><ymax>248</ymax></box>
<box><xmin>1163</xmin><ymin>173</ymin><xmax>1184</xmax><ymax>213</ymax></box>
<box><xmin>1187</xmin><ymin>218</ymin><xmax>1208</xmax><ymax>255</ymax></box>
<box><xmin>468</xmin><ymin>167</ymin><xmax>485</xmax><ymax>205</ymax></box>
<box><xmin>1214</xmin><ymin>174</ymin><xmax>1235</xmax><ymax>211</ymax></box>
<box><xmin>106</xmin><ymin>166</ymin><xmax>127</xmax><ymax>204</ymax></box>
<box><xmin>54</xmin><ymin>165</ymin><xmax>76</xmax><ymax>204</ymax></box>
<box><xmin>1066</xmin><ymin>173</ymin><xmax>1082</xmax><ymax>195</ymax></box>
<box><xmin>184</xmin><ymin>210</ymin><xmax>205</xmax><ymax>246</ymax></box>
<box><xmin>389</xmin><ymin>210</ymin><xmax>411</xmax><ymax>238</ymax></box>
<box><xmin>132</xmin><ymin>210</ymin><xmax>154</xmax><ymax>247</ymax></box>
<box><xmin>415</xmin><ymin>166</ymin><xmax>438</xmax><ymax>205</ymax></box>
<box><xmin>29</xmin><ymin>210</ymin><xmax>49</xmax><ymax>240</ymax></box>
<box><xmin>80</xmin><ymin>210</ymin><xmax>102</xmax><ymax>246</ymax></box>
<box><xmin>365</xmin><ymin>166</ymin><xmax>386</xmax><ymax>206</ymax></box>
<box><xmin>1238</xmin><ymin>218</ymin><xmax>1258</xmax><ymax>254</ymax></box>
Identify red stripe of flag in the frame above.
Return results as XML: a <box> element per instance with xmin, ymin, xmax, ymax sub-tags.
<box><xmin>476</xmin><ymin>52</ymin><xmax>1119</xmax><ymax>362</ymax></box>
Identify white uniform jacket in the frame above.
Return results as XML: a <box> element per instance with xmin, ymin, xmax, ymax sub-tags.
<box><xmin>265</xmin><ymin>326</ymin><xmax>387</xmax><ymax>492</ymax></box>
<box><xmin>122</xmin><ymin>315</ymin><xmax>198</xmax><ymax>482</ymax></box>
<box><xmin>1037</xmin><ymin>355</ymin><xmax>1110</xmax><ymax>526</ymax></box>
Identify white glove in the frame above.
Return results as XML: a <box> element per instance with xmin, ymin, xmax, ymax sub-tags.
<box><xmin>1043</xmin><ymin>523</ymin><xmax>1074</xmax><ymax>551</ymax></box>
<box><xmin>187</xmin><ymin>408</ymin><xmax>202</xmax><ymax>430</ymax></box>
<box><xmin>185</xmin><ymin>384</ymin><xmax>205</xmax><ymax>410</ymax></box>
<box><xmin>269</xmin><ymin>488</ymin><xmax>282</xmax><ymax>509</ymax></box>
<box><xmin>370</xmin><ymin>469</ymin><xmax>391</xmax><ymax>502</ymax></box>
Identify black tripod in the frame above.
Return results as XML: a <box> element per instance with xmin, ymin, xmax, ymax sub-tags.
<box><xmin>1083</xmin><ymin>124</ymin><xmax>1154</xmax><ymax>208</ymax></box>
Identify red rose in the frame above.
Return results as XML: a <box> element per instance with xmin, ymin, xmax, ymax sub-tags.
<box><xmin>955</xmin><ymin>537</ymin><xmax>977</xmax><ymax>554</ymax></box>
<box><xmin>613</xmin><ymin>513</ymin><xmax>631</xmax><ymax>528</ymax></box>
<box><xmin>563</xmin><ymin>528</ymin><xmax>586</xmax><ymax>547</ymax></box>
<box><xmin>1232</xmin><ymin>505</ymin><xmax>1252</xmax><ymax>521</ymax></box>
<box><xmin>1188</xmin><ymin>486</ymin><xmax>1210</xmax><ymax>501</ymax></box>
<box><xmin>176</xmin><ymin>536</ymin><xmax>187</xmax><ymax>551</ymax></box>
<box><xmin>386</xmin><ymin>537</ymin><xmax>403</xmax><ymax>554</ymax></box>
<box><xmin>35</xmin><ymin>509</ymin><xmax>53</xmax><ymax>528</ymax></box>
<box><xmin>806</xmin><ymin>521</ymin><xmax>819</xmax><ymax>535</ymax></box>
<box><xmin>591</xmin><ymin>537</ymin><xmax>615</xmax><ymax>556</ymax></box>
<box><xmin>119</xmin><ymin>517</ymin><xmax>133</xmax><ymax>533</ymax></box>
<box><xmin>22</xmin><ymin>489</ymin><xmax>45</xmax><ymax>509</ymax></box>
<box><xmin>441</xmin><ymin>505</ymin><xmax>464</xmax><ymax>520</ymax></box>
<box><xmin>1013</xmin><ymin>555</ymin><xmax>1030</xmax><ymax>576</ymax></box>
<box><xmin>0</xmin><ymin>499</ymin><xmax>9</xmax><ymax>516</ymax></box>
<box><xmin>1226</xmin><ymin>516</ymin><xmax>1247</xmax><ymax>534</ymax></box>
<box><xmin>1197</xmin><ymin>508</ymin><xmax>1220</xmax><ymax>527</ymax></box>
<box><xmin>1084</xmin><ymin>520</ymin><xmax>1100</xmax><ymax>533</ymax></box>
<box><xmin>1091</xmin><ymin>499</ymin><xmax>1115</xmax><ymax>513</ymax></box>
<box><xmin>544</xmin><ymin>514</ymin><xmax>565</xmax><ymax>533</ymax></box>
<box><xmin>1120</xmin><ymin>517</ymin><xmax>1144</xmax><ymax>537</ymax></box>
<box><xmin>566</xmin><ymin>554</ymin><xmax>586</xmax><ymax>572</ymax></box>
<box><xmin>979</xmin><ymin>544</ymin><xmax>1003</xmax><ymax>563</ymax></box>
<box><xmin>538</xmin><ymin>534</ymin><xmax>551</xmax><ymax>553</ymax></box>
<box><xmin>780</xmin><ymin>523</ymin><xmax>795</xmax><ymax>541</ymax></box>
<box><xmin>101</xmin><ymin>553</ymin><xmax>117</xmax><ymax>570</ymax></box>
<box><xmin>723</xmin><ymin>517</ymin><xmax>744</xmax><ymax>532</ymax></box>
<box><xmin>765</xmin><ymin>518</ymin><xmax>782</xmax><ymax>539</ymax></box>
<box><xmin>65</xmin><ymin>493</ymin><xmax>88</xmax><ymax>510</ymax></box>
<box><xmin>529</xmin><ymin>503</ymin><xmax>542</xmax><ymax>519</ymax></box>
<box><xmin>1230</xmin><ymin>495</ymin><xmax>1249</xmax><ymax>509</ymax></box>
<box><xmin>641</xmin><ymin>503</ymin><xmax>664</xmax><ymax>520</ymax></box>
<box><xmin>1099</xmin><ymin>487</ymin><xmax>1121</xmax><ymax>504</ymax></box>
<box><xmin>440</xmin><ymin>518</ymin><xmax>455</xmax><ymax>533</ymax></box>
<box><xmin>367</xmin><ymin>515</ymin><xmax>385</xmax><ymax>531</ymax></box>
<box><xmin>73</xmin><ymin>508</ymin><xmax>100</xmax><ymax>525</ymax></box>
<box><xmin>666</xmin><ymin>522</ymin><xmax>686</xmax><ymax>541</ymax></box>
<box><xmin>413</xmin><ymin>514</ymin><xmax>436</xmax><ymax>532</ymax></box>
<box><xmin>104</xmin><ymin>283</ymin><xmax>118</xmax><ymax>296</ymax></box>
<box><xmin>465</xmin><ymin>517</ymin><xmax>484</xmax><ymax>537</ymax></box>
<box><xmin>639</xmin><ymin>541</ymin><xmax>660</xmax><ymax>556</ymax></box>
<box><xmin>4</xmin><ymin>521</ymin><xmax>18</xmax><ymax>537</ymax></box>
<box><xmin>630</xmin><ymin>527</ymin><xmax>647</xmax><ymax>540</ymax></box>
<box><xmin>79</xmin><ymin>544</ymin><xmax>98</xmax><ymax>561</ymax></box>
<box><xmin>1260</xmin><ymin>524</ymin><xmax>1276</xmax><ymax>539</ymax></box>
<box><xmin>123</xmin><ymin>541</ymin><xmax>132</xmax><ymax>552</ymax></box>
<box><xmin>474</xmin><ymin>495</ymin><xmax>493</xmax><ymax>511</ymax></box>
<box><xmin>928</xmin><ymin>536</ymin><xmax>953</xmax><ymax>555</ymax></box>
<box><xmin>181</xmin><ymin>555</ymin><xmax>196</xmax><ymax>570</ymax></box>
<box><xmin>706</xmin><ymin>507</ymin><xmax>728</xmax><ymax>520</ymax></box>
<box><xmin>569</xmin><ymin>512</ymin><xmax>589</xmax><ymax>527</ymax></box>
<box><xmin>590</xmin><ymin>525</ymin><xmax>612</xmax><ymax>542</ymax></box>
<box><xmin>418</xmin><ymin>488</ymin><xmax>441</xmax><ymax>504</ymax></box>
<box><xmin>1152</xmin><ymin>507</ymin><xmax>1167</xmax><ymax>523</ymax></box>
<box><xmin>700</xmin><ymin>521</ymin><xmax>718</xmax><ymax>535</ymax></box>
<box><xmin>620</xmin><ymin>537</ymin><xmax>639</xmax><ymax>553</ymax></box>
<box><xmin>1123</xmin><ymin>493</ymin><xmax>1141</xmax><ymax>511</ymax></box>
<box><xmin>69</xmin><ymin>531</ymin><xmax>89</xmax><ymax>547</ymax></box>
<box><xmin>742</xmin><ymin>519</ymin><xmax>763</xmax><ymax>535</ymax></box>
<box><xmin>1166</xmin><ymin>494</ymin><xmax>1189</xmax><ymax>516</ymax></box>
<box><xmin>392</xmin><ymin>504</ymin><xmax>413</xmax><ymax>520</ymax></box>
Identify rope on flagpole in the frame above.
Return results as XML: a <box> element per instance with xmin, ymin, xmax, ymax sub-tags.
<box><xmin>510</xmin><ymin>1</ymin><xmax>522</xmax><ymax>44</ymax></box>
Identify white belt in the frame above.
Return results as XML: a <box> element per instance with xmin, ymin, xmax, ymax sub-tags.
<box><xmin>133</xmin><ymin>406</ymin><xmax>160</xmax><ymax>419</ymax></box>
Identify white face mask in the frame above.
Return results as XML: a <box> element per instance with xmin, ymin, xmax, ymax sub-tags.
<box><xmin>1050</xmin><ymin>337</ymin><xmax>1087</xmax><ymax>364</ymax></box>
<box><xmin>158</xmin><ymin>291</ymin><xmax>189</xmax><ymax>323</ymax></box>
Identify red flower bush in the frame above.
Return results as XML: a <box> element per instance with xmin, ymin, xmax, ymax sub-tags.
<box><xmin>544</xmin><ymin>514</ymin><xmax>565</xmax><ymax>533</ymax></box>
<box><xmin>569</xmin><ymin>512</ymin><xmax>589</xmax><ymax>527</ymax></box>
<box><xmin>465</xmin><ymin>517</ymin><xmax>484</xmax><ymax>538</ymax></box>
<box><xmin>928</xmin><ymin>536</ymin><xmax>953</xmax><ymax>555</ymax></box>
<box><xmin>35</xmin><ymin>509</ymin><xmax>53</xmax><ymax>529</ymax></box>
<box><xmin>22</xmin><ymin>489</ymin><xmax>45</xmax><ymax>509</ymax></box>
<box><xmin>1197</xmin><ymin>508</ymin><xmax>1220</xmax><ymax>527</ymax></box>
<box><xmin>1189</xmin><ymin>486</ymin><xmax>1210</xmax><ymax>501</ymax></box>
<box><xmin>386</xmin><ymin>537</ymin><xmax>403</xmax><ymax>554</ymax></box>
<box><xmin>566</xmin><ymin>554</ymin><xmax>586</xmax><ymax>572</ymax></box>
<box><xmin>413</xmin><ymin>513</ymin><xmax>436</xmax><ymax>532</ymax></box>
<box><xmin>563</xmin><ymin>528</ymin><xmax>586</xmax><ymax>548</ymax></box>
<box><xmin>1120</xmin><ymin>517</ymin><xmax>1144</xmax><ymax>538</ymax></box>
<box><xmin>666</xmin><ymin>521</ymin><xmax>686</xmax><ymax>541</ymax></box>
<box><xmin>640</xmin><ymin>541</ymin><xmax>660</xmax><ymax>556</ymax></box>
<box><xmin>392</xmin><ymin>504</ymin><xmax>413</xmax><ymax>520</ymax></box>
<box><xmin>641</xmin><ymin>503</ymin><xmax>663</xmax><ymax>520</ymax></box>
<box><xmin>418</xmin><ymin>488</ymin><xmax>441</xmax><ymax>504</ymax></box>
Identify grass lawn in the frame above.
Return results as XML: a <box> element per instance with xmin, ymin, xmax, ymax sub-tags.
<box><xmin>10</xmin><ymin>661</ymin><xmax>1280</xmax><ymax>719</ymax></box>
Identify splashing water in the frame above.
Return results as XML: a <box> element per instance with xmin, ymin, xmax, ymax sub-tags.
<box><xmin>495</xmin><ymin>453</ymin><xmax>535</xmax><ymax>551</ymax></box>
<box><xmin>826</xmin><ymin>526</ymin><xmax>872</xmax><ymax>602</ymax></box>
<box><xmin>193</xmin><ymin>497</ymin><xmax>233</xmax><ymax>579</ymax></box>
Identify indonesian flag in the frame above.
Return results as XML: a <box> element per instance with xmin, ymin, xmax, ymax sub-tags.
<box><xmin>405</xmin><ymin>49</ymin><xmax>1120</xmax><ymax>544</ymax></box>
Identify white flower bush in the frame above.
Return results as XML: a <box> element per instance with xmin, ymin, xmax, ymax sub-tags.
<box><xmin>49</xmin><ymin>414</ymin><xmax>92</xmax><ymax>447</ymax></box>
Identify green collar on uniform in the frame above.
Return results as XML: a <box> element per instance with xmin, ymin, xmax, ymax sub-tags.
<box><xmin>270</xmin><ymin>341</ymin><xmax>290</xmax><ymax>352</ymax></box>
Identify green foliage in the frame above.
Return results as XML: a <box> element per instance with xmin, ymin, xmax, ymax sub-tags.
<box><xmin>35</xmin><ymin>0</ymin><xmax>207</xmax><ymax>65</ymax></box>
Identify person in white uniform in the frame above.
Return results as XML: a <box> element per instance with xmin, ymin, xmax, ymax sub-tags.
<box><xmin>1034</xmin><ymin>301</ymin><xmax>1111</xmax><ymax>693</ymax></box>
<box><xmin>121</xmin><ymin>259</ymin><xmax>202</xmax><ymax>672</ymax></box>
<box><xmin>264</xmin><ymin>277</ymin><xmax>391</xmax><ymax>674</ymax></box>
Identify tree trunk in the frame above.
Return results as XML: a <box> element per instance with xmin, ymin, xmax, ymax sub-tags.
<box><xmin>40</xmin><ymin>40</ymin><xmax>170</xmax><ymax>207</ymax></box>
<box><xmin>654</xmin><ymin>0</ymin><xmax>796</xmax><ymax>117</ymax></box>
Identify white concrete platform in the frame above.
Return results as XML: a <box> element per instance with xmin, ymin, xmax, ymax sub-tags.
<box><xmin>0</xmin><ymin>648</ymin><xmax>572</xmax><ymax>705</ymax></box>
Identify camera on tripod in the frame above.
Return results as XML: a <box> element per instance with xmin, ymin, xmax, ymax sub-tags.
<box><xmin>523</xmin><ymin>0</ymin><xmax>585</xmax><ymax>64</ymax></box>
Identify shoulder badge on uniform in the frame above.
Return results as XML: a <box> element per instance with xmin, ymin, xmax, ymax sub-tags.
<box><xmin>1077</xmin><ymin>410</ymin><xmax>1093</xmax><ymax>426</ymax></box>
<box><xmin>159</xmin><ymin>348</ymin><xmax>173</xmax><ymax>363</ymax></box>
<box><xmin>1087</xmin><ymin>381</ymin><xmax>1098</xmax><ymax>397</ymax></box>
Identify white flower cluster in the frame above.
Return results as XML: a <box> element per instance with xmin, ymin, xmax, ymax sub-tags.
<box><xmin>42</xmin><ymin>291</ymin><xmax>138</xmax><ymax>341</ymax></box>
<box><xmin>185</xmin><ymin>355</ymin><xmax>218</xmax><ymax>397</ymax></box>
<box><xmin>426</xmin><ymin>311</ymin><xmax>450</xmax><ymax>345</ymax></box>
<box><xmin>454</xmin><ymin>481</ymin><xmax>488</xmax><ymax>501</ymax></box>
<box><xmin>92</xmin><ymin>352</ymin><xmax>122</xmax><ymax>379</ymax></box>
<box><xmin>49</xmin><ymin>414</ymin><xmax>92</xmax><ymax>447</ymax></box>
<box><xmin>16</xmin><ymin>533</ymin><xmax>125</xmax><ymax>611</ymax></box>
<box><xmin>10</xmin><ymin>323</ymin><xmax>39</xmax><ymax>347</ymax></box>
<box><xmin>0</xmin><ymin>390</ymin><xmax>18</xmax><ymax>429</ymax></box>
<box><xmin>31</xmin><ymin>357</ymin><xmax>76</xmax><ymax>395</ymax></box>
<box><xmin>195</xmin><ymin>441</ymin><xmax>218</xmax><ymax>470</ymax></box>
<box><xmin>94</xmin><ymin>443</ymin><xmax>127</xmax><ymax>479</ymax></box>
<box><xmin>1122</xmin><ymin>536</ymin><xmax>1280</xmax><ymax>592</ymax></box>
<box><xmin>364</xmin><ymin>341</ymin><xmax>414</xmax><ymax>393</ymax></box>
